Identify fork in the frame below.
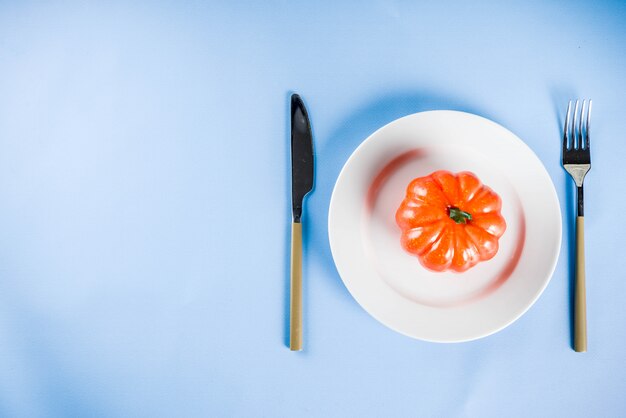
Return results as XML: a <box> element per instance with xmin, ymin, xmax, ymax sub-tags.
<box><xmin>562</xmin><ymin>99</ymin><xmax>592</xmax><ymax>353</ymax></box>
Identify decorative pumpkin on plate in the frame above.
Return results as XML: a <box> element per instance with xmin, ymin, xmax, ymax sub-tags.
<box><xmin>395</xmin><ymin>170</ymin><xmax>506</xmax><ymax>272</ymax></box>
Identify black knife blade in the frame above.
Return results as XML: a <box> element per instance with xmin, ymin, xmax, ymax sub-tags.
<box><xmin>291</xmin><ymin>94</ymin><xmax>314</xmax><ymax>223</ymax></box>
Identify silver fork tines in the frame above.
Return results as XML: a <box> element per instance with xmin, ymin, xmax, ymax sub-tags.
<box><xmin>563</xmin><ymin>99</ymin><xmax>592</xmax><ymax>187</ymax></box>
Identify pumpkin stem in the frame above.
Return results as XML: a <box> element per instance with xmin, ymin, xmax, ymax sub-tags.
<box><xmin>448</xmin><ymin>206</ymin><xmax>472</xmax><ymax>224</ymax></box>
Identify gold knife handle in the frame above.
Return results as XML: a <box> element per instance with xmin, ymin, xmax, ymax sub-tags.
<box><xmin>574</xmin><ymin>216</ymin><xmax>587</xmax><ymax>352</ymax></box>
<box><xmin>290</xmin><ymin>222</ymin><xmax>303</xmax><ymax>351</ymax></box>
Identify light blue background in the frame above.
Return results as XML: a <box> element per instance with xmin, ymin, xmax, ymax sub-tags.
<box><xmin>1</xmin><ymin>1</ymin><xmax>625</xmax><ymax>417</ymax></box>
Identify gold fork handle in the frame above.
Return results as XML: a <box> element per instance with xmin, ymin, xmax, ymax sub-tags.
<box><xmin>290</xmin><ymin>222</ymin><xmax>303</xmax><ymax>351</ymax></box>
<box><xmin>574</xmin><ymin>216</ymin><xmax>587</xmax><ymax>352</ymax></box>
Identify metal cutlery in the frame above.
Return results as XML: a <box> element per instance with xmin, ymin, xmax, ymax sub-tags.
<box><xmin>289</xmin><ymin>94</ymin><xmax>314</xmax><ymax>351</ymax></box>
<box><xmin>562</xmin><ymin>99</ymin><xmax>592</xmax><ymax>352</ymax></box>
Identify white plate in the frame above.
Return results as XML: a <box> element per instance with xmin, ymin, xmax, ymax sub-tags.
<box><xmin>328</xmin><ymin>110</ymin><xmax>561</xmax><ymax>342</ymax></box>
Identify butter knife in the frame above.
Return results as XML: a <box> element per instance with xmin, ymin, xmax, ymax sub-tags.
<box><xmin>289</xmin><ymin>94</ymin><xmax>314</xmax><ymax>351</ymax></box>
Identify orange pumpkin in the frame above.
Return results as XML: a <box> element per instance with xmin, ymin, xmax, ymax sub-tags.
<box><xmin>395</xmin><ymin>170</ymin><xmax>506</xmax><ymax>272</ymax></box>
